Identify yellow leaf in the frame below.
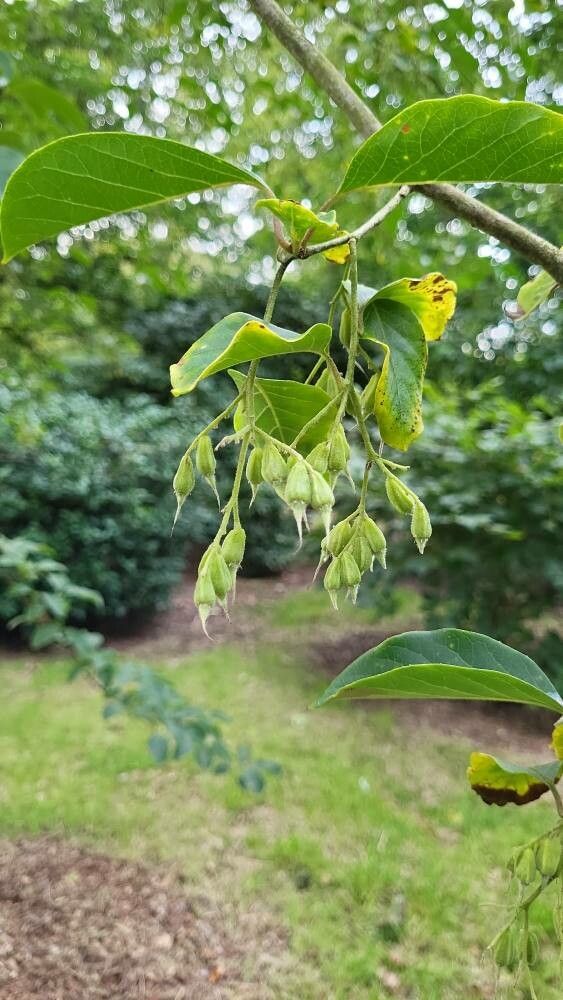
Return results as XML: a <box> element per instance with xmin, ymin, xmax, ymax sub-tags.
<box><xmin>323</xmin><ymin>242</ymin><xmax>350</xmax><ymax>265</ymax></box>
<box><xmin>551</xmin><ymin>720</ymin><xmax>563</xmax><ymax>760</ymax></box>
<box><xmin>467</xmin><ymin>751</ymin><xmax>561</xmax><ymax>807</ymax></box>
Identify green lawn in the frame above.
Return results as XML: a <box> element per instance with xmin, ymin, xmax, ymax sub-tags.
<box><xmin>0</xmin><ymin>600</ymin><xmax>561</xmax><ymax>999</ymax></box>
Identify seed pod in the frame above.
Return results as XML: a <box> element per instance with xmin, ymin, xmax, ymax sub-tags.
<box><xmin>526</xmin><ymin>932</ymin><xmax>539</xmax><ymax>968</ymax></box>
<box><xmin>327</xmin><ymin>425</ymin><xmax>350</xmax><ymax>473</ymax></box>
<box><xmin>493</xmin><ymin>926</ymin><xmax>518</xmax><ymax>970</ymax></box>
<box><xmin>411</xmin><ymin>499</ymin><xmax>432</xmax><ymax>554</ymax></box>
<box><xmin>246</xmin><ymin>448</ymin><xmax>263</xmax><ymax>504</ymax></box>
<box><xmin>306</xmin><ymin>442</ymin><xmax>329</xmax><ymax>474</ymax></box>
<box><xmin>208</xmin><ymin>548</ymin><xmax>232</xmax><ymax>602</ymax></box>
<box><xmin>359</xmin><ymin>515</ymin><xmax>387</xmax><ymax>568</ymax></box>
<box><xmin>196</xmin><ymin>435</ymin><xmax>219</xmax><ymax>504</ymax></box>
<box><xmin>194</xmin><ymin>571</ymin><xmax>216</xmax><ymax>637</ymax></box>
<box><xmin>309</xmin><ymin>469</ymin><xmax>334</xmax><ymax>511</ymax></box>
<box><xmin>350</xmin><ymin>534</ymin><xmax>373</xmax><ymax>574</ymax></box>
<box><xmin>325</xmin><ymin>520</ymin><xmax>353</xmax><ymax>556</ymax></box>
<box><xmin>385</xmin><ymin>476</ymin><xmax>414</xmax><ymax>515</ymax></box>
<box><xmin>221</xmin><ymin>527</ymin><xmax>246</xmax><ymax>570</ymax></box>
<box><xmin>262</xmin><ymin>442</ymin><xmax>288</xmax><ymax>488</ymax></box>
<box><xmin>535</xmin><ymin>836</ymin><xmax>561</xmax><ymax>877</ymax></box>
<box><xmin>324</xmin><ymin>556</ymin><xmax>343</xmax><ymax>609</ymax></box>
<box><xmin>515</xmin><ymin>847</ymin><xmax>537</xmax><ymax>885</ymax></box>
<box><xmin>339</xmin><ymin>308</ymin><xmax>351</xmax><ymax>349</ymax></box>
<box><xmin>172</xmin><ymin>451</ymin><xmax>195</xmax><ymax>529</ymax></box>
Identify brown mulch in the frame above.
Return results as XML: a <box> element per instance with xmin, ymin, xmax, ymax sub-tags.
<box><xmin>0</xmin><ymin>837</ymin><xmax>287</xmax><ymax>1000</ymax></box>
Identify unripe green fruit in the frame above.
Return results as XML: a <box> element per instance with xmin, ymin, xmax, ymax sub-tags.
<box><xmin>246</xmin><ymin>448</ymin><xmax>263</xmax><ymax>502</ymax></box>
<box><xmin>535</xmin><ymin>836</ymin><xmax>561</xmax><ymax>877</ymax></box>
<box><xmin>262</xmin><ymin>442</ymin><xmax>288</xmax><ymax>487</ymax></box>
<box><xmin>411</xmin><ymin>499</ymin><xmax>432</xmax><ymax>554</ymax></box>
<box><xmin>196</xmin><ymin>435</ymin><xmax>216</xmax><ymax>478</ymax></box>
<box><xmin>494</xmin><ymin>927</ymin><xmax>518</xmax><ymax>970</ymax></box>
<box><xmin>385</xmin><ymin>476</ymin><xmax>414</xmax><ymax>515</ymax></box>
<box><xmin>172</xmin><ymin>451</ymin><xmax>195</xmax><ymax>528</ymax></box>
<box><xmin>340</xmin><ymin>551</ymin><xmax>361</xmax><ymax>589</ymax></box>
<box><xmin>359</xmin><ymin>515</ymin><xmax>387</xmax><ymax>568</ymax></box>
<box><xmin>327</xmin><ymin>425</ymin><xmax>350</xmax><ymax>473</ymax></box>
<box><xmin>285</xmin><ymin>460</ymin><xmax>313</xmax><ymax>506</ymax></box>
<box><xmin>306</xmin><ymin>442</ymin><xmax>329</xmax><ymax>474</ymax></box>
<box><xmin>515</xmin><ymin>847</ymin><xmax>537</xmax><ymax>885</ymax></box>
<box><xmin>208</xmin><ymin>548</ymin><xmax>232</xmax><ymax>601</ymax></box>
<box><xmin>309</xmin><ymin>469</ymin><xmax>334</xmax><ymax>512</ymax></box>
<box><xmin>325</xmin><ymin>520</ymin><xmax>353</xmax><ymax>556</ymax></box>
<box><xmin>324</xmin><ymin>556</ymin><xmax>343</xmax><ymax>593</ymax></box>
<box><xmin>194</xmin><ymin>571</ymin><xmax>216</xmax><ymax>636</ymax></box>
<box><xmin>350</xmin><ymin>535</ymin><xmax>373</xmax><ymax>573</ymax></box>
<box><xmin>221</xmin><ymin>527</ymin><xmax>246</xmax><ymax>569</ymax></box>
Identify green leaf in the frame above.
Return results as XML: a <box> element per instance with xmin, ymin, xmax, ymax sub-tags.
<box><xmin>0</xmin><ymin>51</ymin><xmax>15</xmax><ymax>88</ymax></box>
<box><xmin>339</xmin><ymin>96</ymin><xmax>563</xmax><ymax>192</ymax></box>
<box><xmin>229</xmin><ymin>370</ymin><xmax>338</xmax><ymax>453</ymax></box>
<box><xmin>506</xmin><ymin>264</ymin><xmax>559</xmax><ymax>321</ymax></box>
<box><xmin>362</xmin><ymin>298</ymin><xmax>427</xmax><ymax>451</ymax></box>
<box><xmin>0</xmin><ymin>132</ymin><xmax>269</xmax><ymax>261</ymax></box>
<box><xmin>9</xmin><ymin>78</ymin><xmax>87</xmax><ymax>134</ymax></box>
<box><xmin>148</xmin><ymin>733</ymin><xmax>169</xmax><ymax>763</ymax></box>
<box><xmin>170</xmin><ymin>312</ymin><xmax>331</xmax><ymax>396</ymax></box>
<box><xmin>316</xmin><ymin>628</ymin><xmax>563</xmax><ymax>714</ymax></box>
<box><xmin>256</xmin><ymin>198</ymin><xmax>339</xmax><ymax>244</ymax></box>
<box><xmin>0</xmin><ymin>146</ymin><xmax>24</xmax><ymax>195</ymax></box>
<box><xmin>467</xmin><ymin>752</ymin><xmax>562</xmax><ymax>806</ymax></box>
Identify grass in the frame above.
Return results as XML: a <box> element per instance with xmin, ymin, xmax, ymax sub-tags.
<box><xmin>1</xmin><ymin>601</ymin><xmax>561</xmax><ymax>998</ymax></box>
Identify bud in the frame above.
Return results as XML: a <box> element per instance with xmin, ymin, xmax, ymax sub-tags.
<box><xmin>208</xmin><ymin>547</ymin><xmax>233</xmax><ymax>602</ymax></box>
<box><xmin>306</xmin><ymin>442</ymin><xmax>329</xmax><ymax>474</ymax></box>
<box><xmin>385</xmin><ymin>476</ymin><xmax>414</xmax><ymax>515</ymax></box>
<box><xmin>350</xmin><ymin>534</ymin><xmax>373</xmax><ymax>574</ymax></box>
<box><xmin>325</xmin><ymin>519</ymin><xmax>353</xmax><ymax>556</ymax></box>
<box><xmin>221</xmin><ymin>527</ymin><xmax>246</xmax><ymax>570</ymax></box>
<box><xmin>194</xmin><ymin>571</ymin><xmax>216</xmax><ymax>637</ymax></box>
<box><xmin>246</xmin><ymin>448</ymin><xmax>263</xmax><ymax>504</ymax></box>
<box><xmin>361</xmin><ymin>374</ymin><xmax>378</xmax><ymax>416</ymax></box>
<box><xmin>359</xmin><ymin>515</ymin><xmax>387</xmax><ymax>568</ymax></box>
<box><xmin>316</xmin><ymin>368</ymin><xmax>339</xmax><ymax>397</ymax></box>
<box><xmin>515</xmin><ymin>847</ymin><xmax>537</xmax><ymax>885</ymax></box>
<box><xmin>493</xmin><ymin>927</ymin><xmax>517</xmax><ymax>970</ymax></box>
<box><xmin>196</xmin><ymin>435</ymin><xmax>219</xmax><ymax>504</ymax></box>
<box><xmin>526</xmin><ymin>932</ymin><xmax>539</xmax><ymax>968</ymax></box>
<box><xmin>284</xmin><ymin>460</ymin><xmax>312</xmax><ymax>543</ymax></box>
<box><xmin>172</xmin><ymin>450</ymin><xmax>195</xmax><ymax>529</ymax></box>
<box><xmin>262</xmin><ymin>442</ymin><xmax>288</xmax><ymax>488</ymax></box>
<box><xmin>535</xmin><ymin>836</ymin><xmax>561</xmax><ymax>877</ymax></box>
<box><xmin>324</xmin><ymin>555</ymin><xmax>343</xmax><ymax>609</ymax></box>
<box><xmin>411</xmin><ymin>499</ymin><xmax>432</xmax><ymax>554</ymax></box>
<box><xmin>327</xmin><ymin>425</ymin><xmax>350</xmax><ymax>474</ymax></box>
<box><xmin>339</xmin><ymin>308</ymin><xmax>351</xmax><ymax>349</ymax></box>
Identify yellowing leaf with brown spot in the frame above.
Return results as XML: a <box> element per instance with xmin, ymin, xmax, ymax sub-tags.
<box><xmin>374</xmin><ymin>273</ymin><xmax>457</xmax><ymax>341</ymax></box>
<box><xmin>467</xmin><ymin>751</ymin><xmax>562</xmax><ymax>807</ymax></box>
<box><xmin>551</xmin><ymin>720</ymin><xmax>563</xmax><ymax>760</ymax></box>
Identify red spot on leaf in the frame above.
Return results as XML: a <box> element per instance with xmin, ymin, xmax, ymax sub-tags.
<box><xmin>401</xmin><ymin>124</ymin><xmax>411</xmax><ymax>134</ymax></box>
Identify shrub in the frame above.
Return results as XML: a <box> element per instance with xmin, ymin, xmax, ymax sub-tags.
<box><xmin>0</xmin><ymin>384</ymin><xmax>296</xmax><ymax>620</ymax></box>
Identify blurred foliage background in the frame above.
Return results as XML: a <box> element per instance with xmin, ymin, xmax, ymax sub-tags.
<box><xmin>0</xmin><ymin>0</ymin><xmax>560</xmax><ymax>671</ymax></box>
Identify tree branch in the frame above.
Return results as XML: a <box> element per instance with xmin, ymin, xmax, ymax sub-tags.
<box><xmin>249</xmin><ymin>0</ymin><xmax>563</xmax><ymax>284</ymax></box>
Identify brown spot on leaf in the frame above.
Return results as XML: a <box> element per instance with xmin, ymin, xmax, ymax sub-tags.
<box><xmin>401</xmin><ymin>124</ymin><xmax>411</xmax><ymax>134</ymax></box>
<box><xmin>432</xmin><ymin>275</ymin><xmax>443</xmax><ymax>285</ymax></box>
<box><xmin>472</xmin><ymin>782</ymin><xmax>550</xmax><ymax>806</ymax></box>
<box><xmin>408</xmin><ymin>280</ymin><xmax>420</xmax><ymax>289</ymax></box>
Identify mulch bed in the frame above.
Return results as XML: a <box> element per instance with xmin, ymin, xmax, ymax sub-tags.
<box><xmin>0</xmin><ymin>837</ymin><xmax>285</xmax><ymax>999</ymax></box>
